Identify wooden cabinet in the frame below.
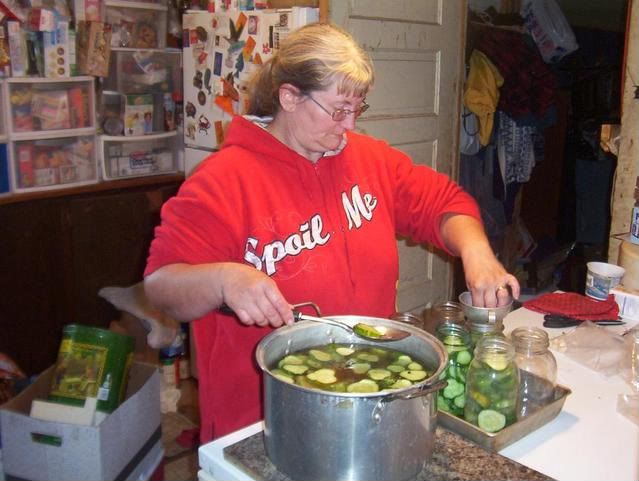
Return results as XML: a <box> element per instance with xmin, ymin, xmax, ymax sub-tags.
<box><xmin>0</xmin><ymin>177</ymin><xmax>181</xmax><ymax>375</ymax></box>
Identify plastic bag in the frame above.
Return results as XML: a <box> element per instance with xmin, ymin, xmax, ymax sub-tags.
<box><xmin>521</xmin><ymin>0</ymin><xmax>578</xmax><ymax>63</ymax></box>
<box><xmin>550</xmin><ymin>321</ymin><xmax>628</xmax><ymax>377</ymax></box>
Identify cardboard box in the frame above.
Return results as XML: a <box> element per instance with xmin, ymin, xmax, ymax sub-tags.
<box><xmin>0</xmin><ymin>362</ymin><xmax>161</xmax><ymax>481</ymax></box>
<box><xmin>611</xmin><ymin>285</ymin><xmax>639</xmax><ymax>321</ymax></box>
<box><xmin>76</xmin><ymin>21</ymin><xmax>112</xmax><ymax>77</ymax></box>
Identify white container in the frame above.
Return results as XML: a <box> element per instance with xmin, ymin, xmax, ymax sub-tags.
<box><xmin>585</xmin><ymin>262</ymin><xmax>625</xmax><ymax>300</ymax></box>
<box><xmin>4</xmin><ymin>77</ymin><xmax>96</xmax><ymax>136</ymax></box>
<box><xmin>99</xmin><ymin>131</ymin><xmax>180</xmax><ymax>180</ymax></box>
<box><xmin>105</xmin><ymin>1</ymin><xmax>168</xmax><ymax>49</ymax></box>
<box><xmin>9</xmin><ymin>134</ymin><xmax>98</xmax><ymax>192</ymax></box>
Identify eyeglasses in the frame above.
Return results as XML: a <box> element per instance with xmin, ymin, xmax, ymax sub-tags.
<box><xmin>307</xmin><ymin>95</ymin><xmax>369</xmax><ymax>121</ymax></box>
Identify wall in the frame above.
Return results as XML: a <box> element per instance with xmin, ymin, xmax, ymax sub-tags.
<box><xmin>558</xmin><ymin>0</ymin><xmax>627</xmax><ymax>32</ymax></box>
<box><xmin>609</xmin><ymin>0</ymin><xmax>638</xmax><ymax>260</ymax></box>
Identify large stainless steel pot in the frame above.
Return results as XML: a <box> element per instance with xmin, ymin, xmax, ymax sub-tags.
<box><xmin>255</xmin><ymin>316</ymin><xmax>448</xmax><ymax>481</ymax></box>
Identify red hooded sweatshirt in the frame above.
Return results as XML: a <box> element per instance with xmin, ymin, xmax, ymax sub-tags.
<box><xmin>145</xmin><ymin>115</ymin><xmax>480</xmax><ymax>443</ymax></box>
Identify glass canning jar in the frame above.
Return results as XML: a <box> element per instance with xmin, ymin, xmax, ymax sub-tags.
<box><xmin>510</xmin><ymin>327</ymin><xmax>557</xmax><ymax>419</ymax></box>
<box><xmin>431</xmin><ymin>301</ymin><xmax>465</xmax><ymax>325</ymax></box>
<box><xmin>390</xmin><ymin>311</ymin><xmax>423</xmax><ymax>329</ymax></box>
<box><xmin>464</xmin><ymin>336</ymin><xmax>519</xmax><ymax>432</ymax></box>
<box><xmin>468</xmin><ymin>320</ymin><xmax>505</xmax><ymax>350</ymax></box>
<box><xmin>435</xmin><ymin>323</ymin><xmax>473</xmax><ymax>417</ymax></box>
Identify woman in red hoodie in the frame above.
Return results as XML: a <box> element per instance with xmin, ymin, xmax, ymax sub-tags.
<box><xmin>144</xmin><ymin>23</ymin><xmax>520</xmax><ymax>443</ymax></box>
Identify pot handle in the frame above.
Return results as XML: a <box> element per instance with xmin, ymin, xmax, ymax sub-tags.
<box><xmin>382</xmin><ymin>378</ymin><xmax>448</xmax><ymax>402</ymax></box>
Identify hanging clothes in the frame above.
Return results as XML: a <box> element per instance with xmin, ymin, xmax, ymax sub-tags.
<box><xmin>497</xmin><ymin>111</ymin><xmax>537</xmax><ymax>185</ymax></box>
<box><xmin>475</xmin><ymin>28</ymin><xmax>557</xmax><ymax>124</ymax></box>
<box><xmin>463</xmin><ymin>49</ymin><xmax>504</xmax><ymax>146</ymax></box>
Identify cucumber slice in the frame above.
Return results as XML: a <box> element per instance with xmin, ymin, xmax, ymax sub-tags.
<box><xmin>353</xmin><ymin>323</ymin><xmax>383</xmax><ymax>339</ymax></box>
<box><xmin>387</xmin><ymin>364</ymin><xmax>405</xmax><ymax>373</ymax></box>
<box><xmin>335</xmin><ymin>347</ymin><xmax>354</xmax><ymax>356</ymax></box>
<box><xmin>395</xmin><ymin>355</ymin><xmax>412</xmax><ymax>366</ymax></box>
<box><xmin>483</xmin><ymin>354</ymin><xmax>508</xmax><ymax>371</ymax></box>
<box><xmin>478</xmin><ymin>409</ymin><xmax>506</xmax><ymax>433</ymax></box>
<box><xmin>278</xmin><ymin>355</ymin><xmax>304</xmax><ymax>367</ymax></box>
<box><xmin>347</xmin><ymin>379</ymin><xmax>380</xmax><ymax>393</ymax></box>
<box><xmin>274</xmin><ymin>373</ymin><xmax>295</xmax><ymax>384</ymax></box>
<box><xmin>282</xmin><ymin>364</ymin><xmax>309</xmax><ymax>375</ymax></box>
<box><xmin>307</xmin><ymin>368</ymin><xmax>337</xmax><ymax>384</ymax></box>
<box><xmin>453</xmin><ymin>394</ymin><xmax>466</xmax><ymax>409</ymax></box>
<box><xmin>442</xmin><ymin>335</ymin><xmax>464</xmax><ymax>346</ymax></box>
<box><xmin>306</xmin><ymin>359</ymin><xmax>322</xmax><ymax>369</ymax></box>
<box><xmin>390</xmin><ymin>378</ymin><xmax>413</xmax><ymax>389</ymax></box>
<box><xmin>437</xmin><ymin>394</ymin><xmax>451</xmax><ymax>412</ymax></box>
<box><xmin>309</xmin><ymin>349</ymin><xmax>332</xmax><ymax>362</ymax></box>
<box><xmin>399</xmin><ymin>370</ymin><xmax>428</xmax><ymax>381</ymax></box>
<box><xmin>443</xmin><ymin>379</ymin><xmax>464</xmax><ymax>399</ymax></box>
<box><xmin>356</xmin><ymin>353</ymin><xmax>380</xmax><ymax>363</ymax></box>
<box><xmin>469</xmin><ymin>389</ymin><xmax>491</xmax><ymax>408</ymax></box>
<box><xmin>295</xmin><ymin>375</ymin><xmax>314</xmax><ymax>388</ymax></box>
<box><xmin>271</xmin><ymin>369</ymin><xmax>294</xmax><ymax>384</ymax></box>
<box><xmin>456</xmin><ymin>350</ymin><xmax>471</xmax><ymax>365</ymax></box>
<box><xmin>407</xmin><ymin>362</ymin><xmax>423</xmax><ymax>371</ymax></box>
<box><xmin>368</xmin><ymin>369</ymin><xmax>391</xmax><ymax>380</ymax></box>
<box><xmin>350</xmin><ymin>362</ymin><xmax>371</xmax><ymax>374</ymax></box>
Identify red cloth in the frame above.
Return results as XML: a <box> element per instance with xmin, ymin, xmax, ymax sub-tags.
<box><xmin>523</xmin><ymin>292</ymin><xmax>619</xmax><ymax>321</ymax></box>
<box><xmin>145</xmin><ymin>116</ymin><xmax>482</xmax><ymax>444</ymax></box>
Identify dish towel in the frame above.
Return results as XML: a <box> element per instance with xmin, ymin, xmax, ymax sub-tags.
<box><xmin>523</xmin><ymin>292</ymin><xmax>619</xmax><ymax>321</ymax></box>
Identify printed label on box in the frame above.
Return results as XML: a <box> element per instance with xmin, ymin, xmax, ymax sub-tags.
<box><xmin>124</xmin><ymin>94</ymin><xmax>153</xmax><ymax>136</ymax></box>
<box><xmin>43</xmin><ymin>21</ymin><xmax>70</xmax><ymax>78</ymax></box>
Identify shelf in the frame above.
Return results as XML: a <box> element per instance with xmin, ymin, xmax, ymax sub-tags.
<box><xmin>0</xmin><ymin>173</ymin><xmax>184</xmax><ymax>206</ymax></box>
<box><xmin>100</xmin><ymin>131</ymin><xmax>177</xmax><ymax>142</ymax></box>
<box><xmin>9</xmin><ymin>127</ymin><xmax>97</xmax><ymax>141</ymax></box>
<box><xmin>5</xmin><ymin>76</ymin><xmax>95</xmax><ymax>84</ymax></box>
<box><xmin>105</xmin><ymin>0</ymin><xmax>168</xmax><ymax>11</ymax></box>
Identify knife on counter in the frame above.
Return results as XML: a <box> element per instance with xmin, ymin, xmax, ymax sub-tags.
<box><xmin>543</xmin><ymin>314</ymin><xmax>626</xmax><ymax>328</ymax></box>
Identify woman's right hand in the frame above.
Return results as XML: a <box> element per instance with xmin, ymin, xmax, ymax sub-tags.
<box><xmin>144</xmin><ymin>262</ymin><xmax>293</xmax><ymax>328</ymax></box>
<box><xmin>219</xmin><ymin>263</ymin><xmax>294</xmax><ymax>328</ymax></box>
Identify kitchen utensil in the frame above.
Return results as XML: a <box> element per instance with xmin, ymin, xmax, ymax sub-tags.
<box><xmin>293</xmin><ymin>311</ymin><xmax>410</xmax><ymax>341</ymax></box>
<box><xmin>543</xmin><ymin>314</ymin><xmax>625</xmax><ymax>328</ymax></box>
<box><xmin>219</xmin><ymin>302</ymin><xmax>411</xmax><ymax>341</ymax></box>
<box><xmin>459</xmin><ymin>291</ymin><xmax>514</xmax><ymax>323</ymax></box>
<box><xmin>256</xmin><ymin>316</ymin><xmax>448</xmax><ymax>481</ymax></box>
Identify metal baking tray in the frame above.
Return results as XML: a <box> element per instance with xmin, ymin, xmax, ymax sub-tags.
<box><xmin>438</xmin><ymin>381</ymin><xmax>571</xmax><ymax>452</ymax></box>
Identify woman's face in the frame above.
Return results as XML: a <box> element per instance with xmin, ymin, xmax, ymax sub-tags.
<box><xmin>290</xmin><ymin>82</ymin><xmax>367</xmax><ymax>160</ymax></box>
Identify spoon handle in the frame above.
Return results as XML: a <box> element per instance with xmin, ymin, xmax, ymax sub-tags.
<box><xmin>293</xmin><ymin>312</ymin><xmax>353</xmax><ymax>333</ymax></box>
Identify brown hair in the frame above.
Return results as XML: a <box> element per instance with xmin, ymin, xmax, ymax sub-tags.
<box><xmin>246</xmin><ymin>23</ymin><xmax>374</xmax><ymax>117</ymax></box>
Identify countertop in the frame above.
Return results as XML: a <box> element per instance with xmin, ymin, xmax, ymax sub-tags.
<box><xmin>221</xmin><ymin>426</ymin><xmax>552</xmax><ymax>481</ymax></box>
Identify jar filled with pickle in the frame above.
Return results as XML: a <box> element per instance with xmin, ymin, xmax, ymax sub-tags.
<box><xmin>464</xmin><ymin>335</ymin><xmax>519</xmax><ymax>433</ymax></box>
<box><xmin>435</xmin><ymin>323</ymin><xmax>472</xmax><ymax>417</ymax></box>
<box><xmin>510</xmin><ymin>327</ymin><xmax>557</xmax><ymax>419</ymax></box>
<box><xmin>468</xmin><ymin>320</ymin><xmax>505</xmax><ymax>350</ymax></box>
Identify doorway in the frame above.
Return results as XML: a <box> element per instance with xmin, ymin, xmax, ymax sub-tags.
<box><xmin>456</xmin><ymin>1</ymin><xmax>628</xmax><ymax>297</ymax></box>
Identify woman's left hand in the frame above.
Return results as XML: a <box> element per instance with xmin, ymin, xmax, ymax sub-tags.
<box><xmin>440</xmin><ymin>214</ymin><xmax>521</xmax><ymax>308</ymax></box>
<box><xmin>463</xmin><ymin>252</ymin><xmax>520</xmax><ymax>308</ymax></box>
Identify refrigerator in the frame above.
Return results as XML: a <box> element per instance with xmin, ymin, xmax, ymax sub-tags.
<box><xmin>182</xmin><ymin>6</ymin><xmax>318</xmax><ymax>174</ymax></box>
